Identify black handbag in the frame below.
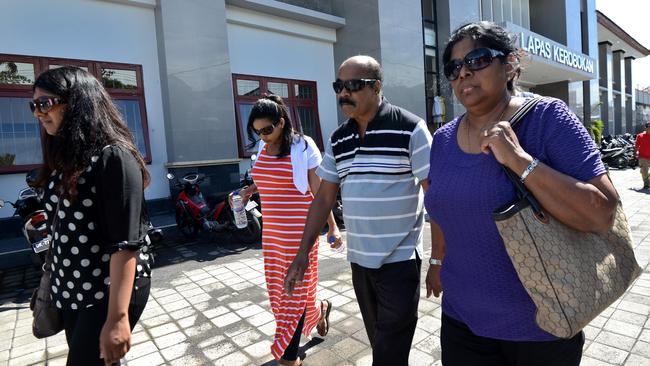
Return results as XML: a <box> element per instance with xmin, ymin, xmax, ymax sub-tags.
<box><xmin>30</xmin><ymin>201</ymin><xmax>63</xmax><ymax>338</ymax></box>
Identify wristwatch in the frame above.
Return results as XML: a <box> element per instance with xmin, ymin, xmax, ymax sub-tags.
<box><xmin>429</xmin><ymin>258</ymin><xmax>442</xmax><ymax>266</ymax></box>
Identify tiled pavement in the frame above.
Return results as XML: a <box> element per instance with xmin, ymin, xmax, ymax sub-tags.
<box><xmin>1</xmin><ymin>168</ymin><xmax>650</xmax><ymax>366</ymax></box>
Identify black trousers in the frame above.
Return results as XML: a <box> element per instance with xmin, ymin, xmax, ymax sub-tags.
<box><xmin>351</xmin><ymin>256</ymin><xmax>421</xmax><ymax>366</ymax></box>
<box><xmin>281</xmin><ymin>309</ymin><xmax>306</xmax><ymax>361</ymax></box>
<box><xmin>441</xmin><ymin>314</ymin><xmax>584</xmax><ymax>366</ymax></box>
<box><xmin>61</xmin><ymin>278</ymin><xmax>150</xmax><ymax>366</ymax></box>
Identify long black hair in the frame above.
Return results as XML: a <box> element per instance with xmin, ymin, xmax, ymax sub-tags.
<box><xmin>442</xmin><ymin>21</ymin><xmax>522</xmax><ymax>91</ymax></box>
<box><xmin>34</xmin><ymin>66</ymin><xmax>149</xmax><ymax>196</ymax></box>
<box><xmin>246</xmin><ymin>94</ymin><xmax>305</xmax><ymax>157</ymax></box>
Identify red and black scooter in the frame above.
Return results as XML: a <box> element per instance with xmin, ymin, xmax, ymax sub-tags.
<box><xmin>166</xmin><ymin>171</ymin><xmax>262</xmax><ymax>244</ymax></box>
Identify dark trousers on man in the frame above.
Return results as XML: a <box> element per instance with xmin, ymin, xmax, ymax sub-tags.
<box><xmin>441</xmin><ymin>314</ymin><xmax>584</xmax><ymax>366</ymax></box>
<box><xmin>351</xmin><ymin>256</ymin><xmax>421</xmax><ymax>366</ymax></box>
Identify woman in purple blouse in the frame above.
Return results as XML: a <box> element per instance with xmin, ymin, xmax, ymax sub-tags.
<box><xmin>423</xmin><ymin>22</ymin><xmax>618</xmax><ymax>366</ymax></box>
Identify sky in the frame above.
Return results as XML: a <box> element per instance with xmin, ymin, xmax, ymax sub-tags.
<box><xmin>595</xmin><ymin>0</ymin><xmax>650</xmax><ymax>90</ymax></box>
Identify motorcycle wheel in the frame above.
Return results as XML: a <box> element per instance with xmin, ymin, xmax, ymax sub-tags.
<box><xmin>233</xmin><ymin>211</ymin><xmax>261</xmax><ymax>244</ymax></box>
<box><xmin>175</xmin><ymin>208</ymin><xmax>198</xmax><ymax>239</ymax></box>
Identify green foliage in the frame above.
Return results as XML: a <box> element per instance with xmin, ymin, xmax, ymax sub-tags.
<box><xmin>586</xmin><ymin>119</ymin><xmax>604</xmax><ymax>146</ymax></box>
<box><xmin>0</xmin><ymin>153</ymin><xmax>16</xmax><ymax>167</ymax></box>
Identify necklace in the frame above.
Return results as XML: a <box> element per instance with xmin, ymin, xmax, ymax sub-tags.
<box><xmin>465</xmin><ymin>97</ymin><xmax>511</xmax><ymax>152</ymax></box>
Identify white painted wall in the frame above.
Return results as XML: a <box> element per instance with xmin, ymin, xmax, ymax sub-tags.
<box><xmin>0</xmin><ymin>0</ymin><xmax>168</xmax><ymax>218</ymax></box>
<box><xmin>226</xmin><ymin>6</ymin><xmax>340</xmax><ymax>171</ymax></box>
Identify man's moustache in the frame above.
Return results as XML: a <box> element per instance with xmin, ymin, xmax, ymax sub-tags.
<box><xmin>338</xmin><ymin>99</ymin><xmax>355</xmax><ymax>106</ymax></box>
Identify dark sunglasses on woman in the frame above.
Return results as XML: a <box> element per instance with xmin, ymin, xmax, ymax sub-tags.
<box><xmin>332</xmin><ymin>78</ymin><xmax>378</xmax><ymax>94</ymax></box>
<box><xmin>254</xmin><ymin>121</ymin><xmax>278</xmax><ymax>136</ymax></box>
<box><xmin>444</xmin><ymin>47</ymin><xmax>507</xmax><ymax>81</ymax></box>
<box><xmin>29</xmin><ymin>97</ymin><xmax>66</xmax><ymax>114</ymax></box>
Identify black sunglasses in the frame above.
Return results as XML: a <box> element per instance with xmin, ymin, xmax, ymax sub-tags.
<box><xmin>332</xmin><ymin>79</ymin><xmax>378</xmax><ymax>94</ymax></box>
<box><xmin>29</xmin><ymin>97</ymin><xmax>66</xmax><ymax>114</ymax></box>
<box><xmin>444</xmin><ymin>47</ymin><xmax>507</xmax><ymax>81</ymax></box>
<box><xmin>254</xmin><ymin>121</ymin><xmax>278</xmax><ymax>136</ymax></box>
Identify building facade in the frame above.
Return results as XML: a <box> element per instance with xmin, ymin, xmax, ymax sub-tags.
<box><xmin>0</xmin><ymin>0</ymin><xmax>646</xmax><ymax>230</ymax></box>
<box><xmin>596</xmin><ymin>11</ymin><xmax>650</xmax><ymax>136</ymax></box>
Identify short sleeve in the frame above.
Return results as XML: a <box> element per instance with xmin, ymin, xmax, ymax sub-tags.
<box><xmin>410</xmin><ymin>119</ymin><xmax>433</xmax><ymax>182</ymax></box>
<box><xmin>96</xmin><ymin>146</ymin><xmax>146</xmax><ymax>253</ymax></box>
<box><xmin>304</xmin><ymin>136</ymin><xmax>323</xmax><ymax>169</ymax></box>
<box><xmin>540</xmin><ymin>99</ymin><xmax>606</xmax><ymax>182</ymax></box>
<box><xmin>316</xmin><ymin>136</ymin><xmax>341</xmax><ymax>183</ymax></box>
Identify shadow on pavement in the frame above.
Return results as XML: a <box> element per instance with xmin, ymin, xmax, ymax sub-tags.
<box><xmin>259</xmin><ymin>338</ymin><xmax>325</xmax><ymax>366</ymax></box>
<box><xmin>150</xmin><ymin>227</ymin><xmax>262</xmax><ymax>269</ymax></box>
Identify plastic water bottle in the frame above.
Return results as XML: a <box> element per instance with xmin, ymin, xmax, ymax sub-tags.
<box><xmin>329</xmin><ymin>235</ymin><xmax>345</xmax><ymax>253</ymax></box>
<box><xmin>231</xmin><ymin>192</ymin><xmax>248</xmax><ymax>229</ymax></box>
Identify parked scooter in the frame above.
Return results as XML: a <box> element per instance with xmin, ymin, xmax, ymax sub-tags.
<box><xmin>167</xmin><ymin>171</ymin><xmax>262</xmax><ymax>244</ymax></box>
<box><xmin>0</xmin><ymin>169</ymin><xmax>49</xmax><ymax>268</ymax></box>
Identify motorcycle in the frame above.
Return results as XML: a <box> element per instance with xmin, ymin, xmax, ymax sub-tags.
<box><xmin>166</xmin><ymin>171</ymin><xmax>262</xmax><ymax>244</ymax></box>
<box><xmin>0</xmin><ymin>169</ymin><xmax>50</xmax><ymax>268</ymax></box>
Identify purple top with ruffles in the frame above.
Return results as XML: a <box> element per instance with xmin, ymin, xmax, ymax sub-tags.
<box><xmin>424</xmin><ymin>97</ymin><xmax>606</xmax><ymax>341</ymax></box>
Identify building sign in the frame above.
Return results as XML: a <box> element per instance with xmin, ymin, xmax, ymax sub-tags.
<box><xmin>520</xmin><ymin>33</ymin><xmax>595</xmax><ymax>73</ymax></box>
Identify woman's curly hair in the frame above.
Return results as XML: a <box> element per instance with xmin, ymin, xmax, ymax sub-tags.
<box><xmin>34</xmin><ymin>66</ymin><xmax>149</xmax><ymax>197</ymax></box>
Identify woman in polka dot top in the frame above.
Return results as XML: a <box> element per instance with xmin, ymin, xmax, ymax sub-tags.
<box><xmin>32</xmin><ymin>66</ymin><xmax>152</xmax><ymax>365</ymax></box>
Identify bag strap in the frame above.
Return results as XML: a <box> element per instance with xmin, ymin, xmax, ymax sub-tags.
<box><xmin>44</xmin><ymin>199</ymin><xmax>61</xmax><ymax>271</ymax></box>
<box><xmin>500</xmin><ymin>97</ymin><xmax>546</xmax><ymax>216</ymax></box>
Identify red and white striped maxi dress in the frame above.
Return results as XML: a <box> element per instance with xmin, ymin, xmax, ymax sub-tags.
<box><xmin>251</xmin><ymin>146</ymin><xmax>321</xmax><ymax>360</ymax></box>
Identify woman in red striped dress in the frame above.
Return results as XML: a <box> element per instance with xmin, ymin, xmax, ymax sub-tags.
<box><xmin>238</xmin><ymin>95</ymin><xmax>343</xmax><ymax>365</ymax></box>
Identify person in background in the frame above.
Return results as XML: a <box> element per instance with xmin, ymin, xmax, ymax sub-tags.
<box><xmin>424</xmin><ymin>21</ymin><xmax>618</xmax><ymax>366</ymax></box>
<box><xmin>33</xmin><ymin>66</ymin><xmax>152</xmax><ymax>365</ymax></box>
<box><xmin>238</xmin><ymin>94</ymin><xmax>342</xmax><ymax>366</ymax></box>
<box><xmin>635</xmin><ymin>122</ymin><xmax>650</xmax><ymax>189</ymax></box>
<box><xmin>284</xmin><ymin>56</ymin><xmax>432</xmax><ymax>366</ymax></box>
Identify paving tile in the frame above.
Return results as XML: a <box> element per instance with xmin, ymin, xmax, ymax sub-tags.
<box><xmin>581</xmin><ymin>356</ymin><xmax>618</xmax><ymax>366</ymax></box>
<box><xmin>124</xmin><ymin>340</ymin><xmax>158</xmax><ymax>361</ymax></box>
<box><xmin>127</xmin><ymin>351</ymin><xmax>165</xmax><ymax>366</ymax></box>
<box><xmin>632</xmin><ymin>341</ymin><xmax>650</xmax><ymax>359</ymax></box>
<box><xmin>202</xmin><ymin>341</ymin><xmax>237</xmax><ymax>360</ymax></box>
<box><xmin>167</xmin><ymin>354</ymin><xmax>205</xmax><ymax>366</ymax></box>
<box><xmin>7</xmin><ymin>350</ymin><xmax>45</xmax><ymax>366</ymax></box>
<box><xmin>605</xmin><ymin>319</ymin><xmax>643</xmax><ymax>338</ymax></box>
<box><xmin>210</xmin><ymin>312</ymin><xmax>241</xmax><ymax>328</ymax></box>
<box><xmin>585</xmin><ymin>342</ymin><xmax>629</xmax><ymax>364</ymax></box>
<box><xmin>595</xmin><ymin>331</ymin><xmax>637</xmax><ymax>351</ymax></box>
<box><xmin>160</xmin><ymin>342</ymin><xmax>191</xmax><ymax>362</ymax></box>
<box><xmin>212</xmin><ymin>351</ymin><xmax>251</xmax><ymax>366</ymax></box>
<box><xmin>331</xmin><ymin>338</ymin><xmax>366</xmax><ymax>359</ymax></box>
<box><xmin>149</xmin><ymin>322</ymin><xmax>181</xmax><ymax>338</ymax></box>
<box><xmin>624</xmin><ymin>354</ymin><xmax>650</xmax><ymax>366</ymax></box>
<box><xmin>153</xmin><ymin>331</ymin><xmax>187</xmax><ymax>349</ymax></box>
<box><xmin>611</xmin><ymin>310</ymin><xmax>648</xmax><ymax>325</ymax></box>
<box><xmin>619</xmin><ymin>301</ymin><xmax>650</xmax><ymax>316</ymax></box>
<box><xmin>242</xmin><ymin>339</ymin><xmax>272</xmax><ymax>359</ymax></box>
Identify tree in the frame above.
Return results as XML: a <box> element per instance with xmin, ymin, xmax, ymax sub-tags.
<box><xmin>0</xmin><ymin>62</ymin><xmax>32</xmax><ymax>85</ymax></box>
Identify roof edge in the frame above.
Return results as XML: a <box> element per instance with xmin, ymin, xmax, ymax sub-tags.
<box><xmin>597</xmin><ymin>10</ymin><xmax>650</xmax><ymax>56</ymax></box>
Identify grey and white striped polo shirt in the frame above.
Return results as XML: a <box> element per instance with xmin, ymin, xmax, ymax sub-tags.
<box><xmin>317</xmin><ymin>100</ymin><xmax>432</xmax><ymax>268</ymax></box>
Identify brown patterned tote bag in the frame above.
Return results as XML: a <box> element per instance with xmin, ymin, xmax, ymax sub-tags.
<box><xmin>493</xmin><ymin>97</ymin><xmax>642</xmax><ymax>338</ymax></box>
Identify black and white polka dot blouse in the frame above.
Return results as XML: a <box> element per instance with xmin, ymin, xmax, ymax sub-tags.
<box><xmin>44</xmin><ymin>145</ymin><xmax>152</xmax><ymax>310</ymax></box>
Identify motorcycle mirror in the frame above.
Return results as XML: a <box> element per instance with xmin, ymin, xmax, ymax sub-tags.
<box><xmin>166</xmin><ymin>173</ymin><xmax>175</xmax><ymax>180</ymax></box>
<box><xmin>250</xmin><ymin>154</ymin><xmax>257</xmax><ymax>161</ymax></box>
<box><xmin>0</xmin><ymin>199</ymin><xmax>4</xmax><ymax>208</ymax></box>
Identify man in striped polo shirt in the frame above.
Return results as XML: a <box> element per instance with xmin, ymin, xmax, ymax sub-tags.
<box><xmin>285</xmin><ymin>56</ymin><xmax>432</xmax><ymax>365</ymax></box>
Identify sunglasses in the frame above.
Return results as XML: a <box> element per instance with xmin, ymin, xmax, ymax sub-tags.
<box><xmin>29</xmin><ymin>97</ymin><xmax>66</xmax><ymax>114</ymax></box>
<box><xmin>254</xmin><ymin>121</ymin><xmax>278</xmax><ymax>136</ymax></box>
<box><xmin>332</xmin><ymin>79</ymin><xmax>378</xmax><ymax>94</ymax></box>
<box><xmin>444</xmin><ymin>47</ymin><xmax>506</xmax><ymax>81</ymax></box>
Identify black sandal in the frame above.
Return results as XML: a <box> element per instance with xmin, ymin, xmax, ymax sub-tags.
<box><xmin>317</xmin><ymin>299</ymin><xmax>332</xmax><ymax>337</ymax></box>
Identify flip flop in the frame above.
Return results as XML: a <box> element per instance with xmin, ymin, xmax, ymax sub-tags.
<box><xmin>317</xmin><ymin>299</ymin><xmax>332</xmax><ymax>337</ymax></box>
